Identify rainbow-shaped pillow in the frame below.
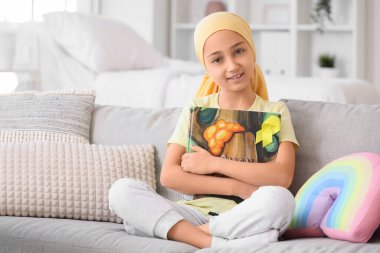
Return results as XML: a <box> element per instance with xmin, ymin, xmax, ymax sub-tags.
<box><xmin>285</xmin><ymin>152</ymin><xmax>380</xmax><ymax>242</ymax></box>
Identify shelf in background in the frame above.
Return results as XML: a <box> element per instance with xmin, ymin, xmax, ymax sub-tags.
<box><xmin>174</xmin><ymin>23</ymin><xmax>291</xmax><ymax>32</ymax></box>
<box><xmin>297</xmin><ymin>24</ymin><xmax>353</xmax><ymax>32</ymax></box>
<box><xmin>250</xmin><ymin>24</ymin><xmax>290</xmax><ymax>31</ymax></box>
<box><xmin>170</xmin><ymin>0</ymin><xmax>365</xmax><ymax>79</ymax></box>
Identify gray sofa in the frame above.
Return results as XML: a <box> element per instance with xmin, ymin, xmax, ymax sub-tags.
<box><xmin>1</xmin><ymin>99</ymin><xmax>380</xmax><ymax>253</ymax></box>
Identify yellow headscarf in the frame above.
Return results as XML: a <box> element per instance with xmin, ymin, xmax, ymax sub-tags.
<box><xmin>193</xmin><ymin>12</ymin><xmax>268</xmax><ymax>100</ymax></box>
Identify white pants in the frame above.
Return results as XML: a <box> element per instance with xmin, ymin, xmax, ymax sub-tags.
<box><xmin>108</xmin><ymin>178</ymin><xmax>295</xmax><ymax>245</ymax></box>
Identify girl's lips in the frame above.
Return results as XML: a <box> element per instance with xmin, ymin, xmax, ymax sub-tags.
<box><xmin>227</xmin><ymin>73</ymin><xmax>243</xmax><ymax>80</ymax></box>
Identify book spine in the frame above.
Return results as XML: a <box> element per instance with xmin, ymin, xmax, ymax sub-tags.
<box><xmin>187</xmin><ymin>107</ymin><xmax>195</xmax><ymax>153</ymax></box>
<box><xmin>183</xmin><ymin>107</ymin><xmax>196</xmax><ymax>200</ymax></box>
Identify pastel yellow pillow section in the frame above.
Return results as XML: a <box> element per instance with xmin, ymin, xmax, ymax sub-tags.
<box><xmin>0</xmin><ymin>142</ymin><xmax>155</xmax><ymax>223</ymax></box>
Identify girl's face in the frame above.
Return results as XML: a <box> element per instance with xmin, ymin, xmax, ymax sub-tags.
<box><xmin>203</xmin><ymin>30</ymin><xmax>255</xmax><ymax>94</ymax></box>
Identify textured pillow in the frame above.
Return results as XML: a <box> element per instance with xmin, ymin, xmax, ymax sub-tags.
<box><xmin>285</xmin><ymin>152</ymin><xmax>380</xmax><ymax>242</ymax></box>
<box><xmin>0</xmin><ymin>90</ymin><xmax>95</xmax><ymax>143</ymax></box>
<box><xmin>0</xmin><ymin>142</ymin><xmax>155</xmax><ymax>223</ymax></box>
<box><xmin>43</xmin><ymin>11</ymin><xmax>166</xmax><ymax>72</ymax></box>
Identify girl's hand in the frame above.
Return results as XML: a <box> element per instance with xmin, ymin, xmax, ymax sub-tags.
<box><xmin>181</xmin><ymin>146</ymin><xmax>215</xmax><ymax>175</ymax></box>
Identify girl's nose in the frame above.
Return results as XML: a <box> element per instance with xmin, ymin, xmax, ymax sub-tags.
<box><xmin>226</xmin><ymin>57</ymin><xmax>239</xmax><ymax>72</ymax></box>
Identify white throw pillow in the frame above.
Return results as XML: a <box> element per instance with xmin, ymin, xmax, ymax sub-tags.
<box><xmin>43</xmin><ymin>11</ymin><xmax>166</xmax><ymax>73</ymax></box>
<box><xmin>0</xmin><ymin>89</ymin><xmax>95</xmax><ymax>143</ymax></box>
<box><xmin>0</xmin><ymin>142</ymin><xmax>156</xmax><ymax>223</ymax></box>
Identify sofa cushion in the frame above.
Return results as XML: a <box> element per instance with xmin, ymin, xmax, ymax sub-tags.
<box><xmin>286</xmin><ymin>152</ymin><xmax>380</xmax><ymax>242</ymax></box>
<box><xmin>1</xmin><ymin>216</ymin><xmax>379</xmax><ymax>253</ymax></box>
<box><xmin>90</xmin><ymin>105</ymin><xmax>184</xmax><ymax>201</ymax></box>
<box><xmin>0</xmin><ymin>216</ymin><xmax>197</xmax><ymax>253</ymax></box>
<box><xmin>0</xmin><ymin>90</ymin><xmax>95</xmax><ymax>143</ymax></box>
<box><xmin>282</xmin><ymin>99</ymin><xmax>380</xmax><ymax>195</ymax></box>
<box><xmin>0</xmin><ymin>142</ymin><xmax>155</xmax><ymax>223</ymax></box>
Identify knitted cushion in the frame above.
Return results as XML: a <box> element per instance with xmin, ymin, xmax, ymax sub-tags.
<box><xmin>0</xmin><ymin>90</ymin><xmax>95</xmax><ymax>143</ymax></box>
<box><xmin>0</xmin><ymin>142</ymin><xmax>155</xmax><ymax>223</ymax></box>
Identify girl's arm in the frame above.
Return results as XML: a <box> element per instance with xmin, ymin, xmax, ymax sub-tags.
<box><xmin>160</xmin><ymin>143</ymin><xmax>257</xmax><ymax>199</ymax></box>
<box><xmin>181</xmin><ymin>141</ymin><xmax>296</xmax><ymax>188</ymax></box>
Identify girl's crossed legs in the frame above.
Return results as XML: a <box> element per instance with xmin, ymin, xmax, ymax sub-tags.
<box><xmin>108</xmin><ymin>178</ymin><xmax>295</xmax><ymax>249</ymax></box>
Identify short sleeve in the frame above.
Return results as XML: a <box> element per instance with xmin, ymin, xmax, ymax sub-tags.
<box><xmin>167</xmin><ymin>102</ymin><xmax>193</xmax><ymax>148</ymax></box>
<box><xmin>278</xmin><ymin>102</ymin><xmax>299</xmax><ymax>150</ymax></box>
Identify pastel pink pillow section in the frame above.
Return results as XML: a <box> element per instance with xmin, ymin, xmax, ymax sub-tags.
<box><xmin>285</xmin><ymin>152</ymin><xmax>380</xmax><ymax>242</ymax></box>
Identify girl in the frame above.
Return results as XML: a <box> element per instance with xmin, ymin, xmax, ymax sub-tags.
<box><xmin>109</xmin><ymin>12</ymin><xmax>299</xmax><ymax>249</ymax></box>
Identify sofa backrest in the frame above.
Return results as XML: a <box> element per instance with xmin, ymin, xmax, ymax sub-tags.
<box><xmin>90</xmin><ymin>105</ymin><xmax>184</xmax><ymax>201</ymax></box>
<box><xmin>283</xmin><ymin>99</ymin><xmax>380</xmax><ymax>195</ymax></box>
<box><xmin>90</xmin><ymin>100</ymin><xmax>380</xmax><ymax>199</ymax></box>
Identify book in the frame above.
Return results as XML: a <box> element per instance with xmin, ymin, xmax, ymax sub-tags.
<box><xmin>187</xmin><ymin>107</ymin><xmax>281</xmax><ymax>164</ymax></box>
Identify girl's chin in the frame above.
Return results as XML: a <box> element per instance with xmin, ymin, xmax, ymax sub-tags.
<box><xmin>225</xmin><ymin>79</ymin><xmax>250</xmax><ymax>89</ymax></box>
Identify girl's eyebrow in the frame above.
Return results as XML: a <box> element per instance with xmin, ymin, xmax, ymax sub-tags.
<box><xmin>206</xmin><ymin>41</ymin><xmax>245</xmax><ymax>57</ymax></box>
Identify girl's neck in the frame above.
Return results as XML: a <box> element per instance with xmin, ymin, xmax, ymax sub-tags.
<box><xmin>218</xmin><ymin>90</ymin><xmax>256</xmax><ymax>110</ymax></box>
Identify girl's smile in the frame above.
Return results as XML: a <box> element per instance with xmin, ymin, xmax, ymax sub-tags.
<box><xmin>227</xmin><ymin>72</ymin><xmax>244</xmax><ymax>81</ymax></box>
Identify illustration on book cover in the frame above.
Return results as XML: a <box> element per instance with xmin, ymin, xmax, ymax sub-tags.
<box><xmin>187</xmin><ymin>107</ymin><xmax>281</xmax><ymax>163</ymax></box>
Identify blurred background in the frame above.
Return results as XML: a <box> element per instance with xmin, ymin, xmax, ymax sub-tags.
<box><xmin>0</xmin><ymin>0</ymin><xmax>379</xmax><ymax>106</ymax></box>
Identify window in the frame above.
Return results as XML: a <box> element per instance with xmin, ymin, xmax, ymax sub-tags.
<box><xmin>0</xmin><ymin>0</ymin><xmax>78</xmax><ymax>90</ymax></box>
<box><xmin>0</xmin><ymin>0</ymin><xmax>77</xmax><ymax>23</ymax></box>
<box><xmin>0</xmin><ymin>72</ymin><xmax>18</xmax><ymax>93</ymax></box>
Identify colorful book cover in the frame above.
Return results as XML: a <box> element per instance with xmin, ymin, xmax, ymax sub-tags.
<box><xmin>187</xmin><ymin>107</ymin><xmax>281</xmax><ymax>164</ymax></box>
